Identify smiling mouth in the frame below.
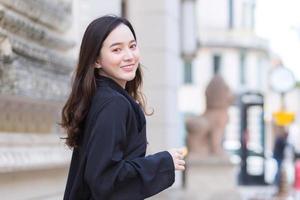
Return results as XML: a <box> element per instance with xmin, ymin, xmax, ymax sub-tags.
<box><xmin>120</xmin><ymin>64</ymin><xmax>135</xmax><ymax>72</ymax></box>
<box><xmin>121</xmin><ymin>64</ymin><xmax>135</xmax><ymax>68</ymax></box>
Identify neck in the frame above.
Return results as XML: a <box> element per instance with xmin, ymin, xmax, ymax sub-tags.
<box><xmin>98</xmin><ymin>71</ymin><xmax>126</xmax><ymax>89</ymax></box>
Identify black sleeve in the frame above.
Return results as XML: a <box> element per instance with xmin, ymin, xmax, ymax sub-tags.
<box><xmin>84</xmin><ymin>97</ymin><xmax>175</xmax><ymax>199</ymax></box>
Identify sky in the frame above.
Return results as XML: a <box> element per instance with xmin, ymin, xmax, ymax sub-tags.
<box><xmin>255</xmin><ymin>0</ymin><xmax>300</xmax><ymax>80</ymax></box>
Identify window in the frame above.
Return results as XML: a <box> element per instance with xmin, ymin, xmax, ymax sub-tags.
<box><xmin>184</xmin><ymin>61</ymin><xmax>193</xmax><ymax>84</ymax></box>
<box><xmin>228</xmin><ymin>0</ymin><xmax>234</xmax><ymax>29</ymax></box>
<box><xmin>239</xmin><ymin>52</ymin><xmax>246</xmax><ymax>85</ymax></box>
<box><xmin>213</xmin><ymin>54</ymin><xmax>222</xmax><ymax>75</ymax></box>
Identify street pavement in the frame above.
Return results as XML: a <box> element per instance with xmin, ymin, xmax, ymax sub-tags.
<box><xmin>149</xmin><ymin>185</ymin><xmax>298</xmax><ymax>200</ymax></box>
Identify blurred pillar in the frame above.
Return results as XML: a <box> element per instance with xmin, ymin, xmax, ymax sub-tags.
<box><xmin>127</xmin><ymin>0</ymin><xmax>183</xmax><ymax>153</ymax></box>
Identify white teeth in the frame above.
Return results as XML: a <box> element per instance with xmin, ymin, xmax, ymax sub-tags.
<box><xmin>123</xmin><ymin>64</ymin><xmax>133</xmax><ymax>68</ymax></box>
<box><xmin>121</xmin><ymin>65</ymin><xmax>134</xmax><ymax>71</ymax></box>
<box><xmin>122</xmin><ymin>65</ymin><xmax>134</xmax><ymax>69</ymax></box>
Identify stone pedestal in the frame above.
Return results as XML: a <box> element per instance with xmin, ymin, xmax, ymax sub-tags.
<box><xmin>0</xmin><ymin>133</ymin><xmax>71</xmax><ymax>199</ymax></box>
<box><xmin>150</xmin><ymin>156</ymin><xmax>241</xmax><ymax>200</ymax></box>
<box><xmin>0</xmin><ymin>167</ymin><xmax>68</xmax><ymax>200</ymax></box>
<box><xmin>184</xmin><ymin>156</ymin><xmax>241</xmax><ymax>200</ymax></box>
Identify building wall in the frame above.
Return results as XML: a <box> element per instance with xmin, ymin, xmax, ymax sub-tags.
<box><xmin>0</xmin><ymin>0</ymin><xmax>75</xmax><ymax>199</ymax></box>
<box><xmin>179</xmin><ymin>0</ymin><xmax>270</xmax><ymax>155</ymax></box>
<box><xmin>197</xmin><ymin>0</ymin><xmax>228</xmax><ymax>30</ymax></box>
<box><xmin>180</xmin><ymin>48</ymin><xmax>269</xmax><ymax>113</ymax></box>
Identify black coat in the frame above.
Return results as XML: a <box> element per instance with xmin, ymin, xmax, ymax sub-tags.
<box><xmin>63</xmin><ymin>76</ymin><xmax>175</xmax><ymax>200</ymax></box>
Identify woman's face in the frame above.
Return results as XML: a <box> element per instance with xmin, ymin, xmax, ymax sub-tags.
<box><xmin>97</xmin><ymin>24</ymin><xmax>140</xmax><ymax>88</ymax></box>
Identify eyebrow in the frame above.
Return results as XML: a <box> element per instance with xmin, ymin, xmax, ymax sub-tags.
<box><xmin>109</xmin><ymin>40</ymin><xmax>136</xmax><ymax>48</ymax></box>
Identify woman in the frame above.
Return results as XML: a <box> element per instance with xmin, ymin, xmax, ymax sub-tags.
<box><xmin>61</xmin><ymin>15</ymin><xmax>185</xmax><ymax>200</ymax></box>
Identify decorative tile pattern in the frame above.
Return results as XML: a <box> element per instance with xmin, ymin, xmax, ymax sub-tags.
<box><xmin>0</xmin><ymin>133</ymin><xmax>71</xmax><ymax>173</ymax></box>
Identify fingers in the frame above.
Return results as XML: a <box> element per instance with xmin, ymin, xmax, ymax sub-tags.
<box><xmin>167</xmin><ymin>147</ymin><xmax>187</xmax><ymax>171</ymax></box>
<box><xmin>175</xmin><ymin>159</ymin><xmax>185</xmax><ymax>166</ymax></box>
<box><xmin>175</xmin><ymin>148</ymin><xmax>184</xmax><ymax>154</ymax></box>
<box><xmin>174</xmin><ymin>151</ymin><xmax>184</xmax><ymax>160</ymax></box>
<box><xmin>175</xmin><ymin>159</ymin><xmax>185</xmax><ymax>171</ymax></box>
<box><xmin>174</xmin><ymin>150</ymin><xmax>186</xmax><ymax>171</ymax></box>
<box><xmin>175</xmin><ymin>147</ymin><xmax>188</xmax><ymax>158</ymax></box>
<box><xmin>176</xmin><ymin>165</ymin><xmax>185</xmax><ymax>171</ymax></box>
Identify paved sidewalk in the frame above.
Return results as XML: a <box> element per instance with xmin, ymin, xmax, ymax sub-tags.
<box><xmin>238</xmin><ymin>186</ymin><xmax>277</xmax><ymax>200</ymax></box>
<box><xmin>150</xmin><ymin>185</ymin><xmax>281</xmax><ymax>200</ymax></box>
<box><xmin>148</xmin><ymin>158</ymin><xmax>293</xmax><ymax>200</ymax></box>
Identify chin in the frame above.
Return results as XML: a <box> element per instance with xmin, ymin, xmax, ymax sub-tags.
<box><xmin>123</xmin><ymin>72</ymin><xmax>136</xmax><ymax>81</ymax></box>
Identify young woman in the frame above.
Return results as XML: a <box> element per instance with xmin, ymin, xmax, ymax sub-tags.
<box><xmin>61</xmin><ymin>15</ymin><xmax>185</xmax><ymax>200</ymax></box>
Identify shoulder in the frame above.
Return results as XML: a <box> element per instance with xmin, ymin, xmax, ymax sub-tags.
<box><xmin>91</xmin><ymin>87</ymin><xmax>132</xmax><ymax>114</ymax></box>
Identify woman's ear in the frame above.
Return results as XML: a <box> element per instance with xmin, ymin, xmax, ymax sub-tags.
<box><xmin>94</xmin><ymin>59</ymin><xmax>102</xmax><ymax>69</ymax></box>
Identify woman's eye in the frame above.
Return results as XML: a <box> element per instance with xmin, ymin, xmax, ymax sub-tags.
<box><xmin>112</xmin><ymin>48</ymin><xmax>121</xmax><ymax>53</ymax></box>
<box><xmin>130</xmin><ymin>44</ymin><xmax>137</xmax><ymax>49</ymax></box>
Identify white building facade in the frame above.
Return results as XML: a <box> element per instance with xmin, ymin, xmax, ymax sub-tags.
<box><xmin>179</xmin><ymin>0</ymin><xmax>270</xmax><ymax>153</ymax></box>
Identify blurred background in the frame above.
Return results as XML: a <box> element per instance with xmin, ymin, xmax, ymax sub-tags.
<box><xmin>1</xmin><ymin>0</ymin><xmax>300</xmax><ymax>199</ymax></box>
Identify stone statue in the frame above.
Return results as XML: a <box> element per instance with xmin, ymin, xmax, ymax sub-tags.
<box><xmin>186</xmin><ymin>74</ymin><xmax>234</xmax><ymax>157</ymax></box>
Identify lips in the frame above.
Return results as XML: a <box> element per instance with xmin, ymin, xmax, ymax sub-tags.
<box><xmin>121</xmin><ymin>64</ymin><xmax>135</xmax><ymax>72</ymax></box>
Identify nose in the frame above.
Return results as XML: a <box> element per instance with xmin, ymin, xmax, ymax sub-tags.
<box><xmin>123</xmin><ymin>48</ymin><xmax>134</xmax><ymax>60</ymax></box>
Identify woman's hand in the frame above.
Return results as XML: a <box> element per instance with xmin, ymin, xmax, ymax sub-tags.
<box><xmin>167</xmin><ymin>148</ymin><xmax>186</xmax><ymax>171</ymax></box>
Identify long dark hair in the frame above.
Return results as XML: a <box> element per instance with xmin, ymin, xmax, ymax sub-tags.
<box><xmin>61</xmin><ymin>15</ymin><xmax>147</xmax><ymax>148</ymax></box>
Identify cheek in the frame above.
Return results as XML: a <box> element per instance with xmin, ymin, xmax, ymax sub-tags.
<box><xmin>101</xmin><ymin>52</ymin><xmax>122</xmax><ymax>66</ymax></box>
<box><xmin>134</xmin><ymin>50</ymin><xmax>141</xmax><ymax>62</ymax></box>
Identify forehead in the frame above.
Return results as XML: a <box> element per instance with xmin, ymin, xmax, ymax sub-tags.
<box><xmin>103</xmin><ymin>24</ymin><xmax>135</xmax><ymax>46</ymax></box>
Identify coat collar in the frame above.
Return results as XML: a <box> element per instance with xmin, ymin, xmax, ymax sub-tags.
<box><xmin>95</xmin><ymin>74</ymin><xmax>146</xmax><ymax>131</ymax></box>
